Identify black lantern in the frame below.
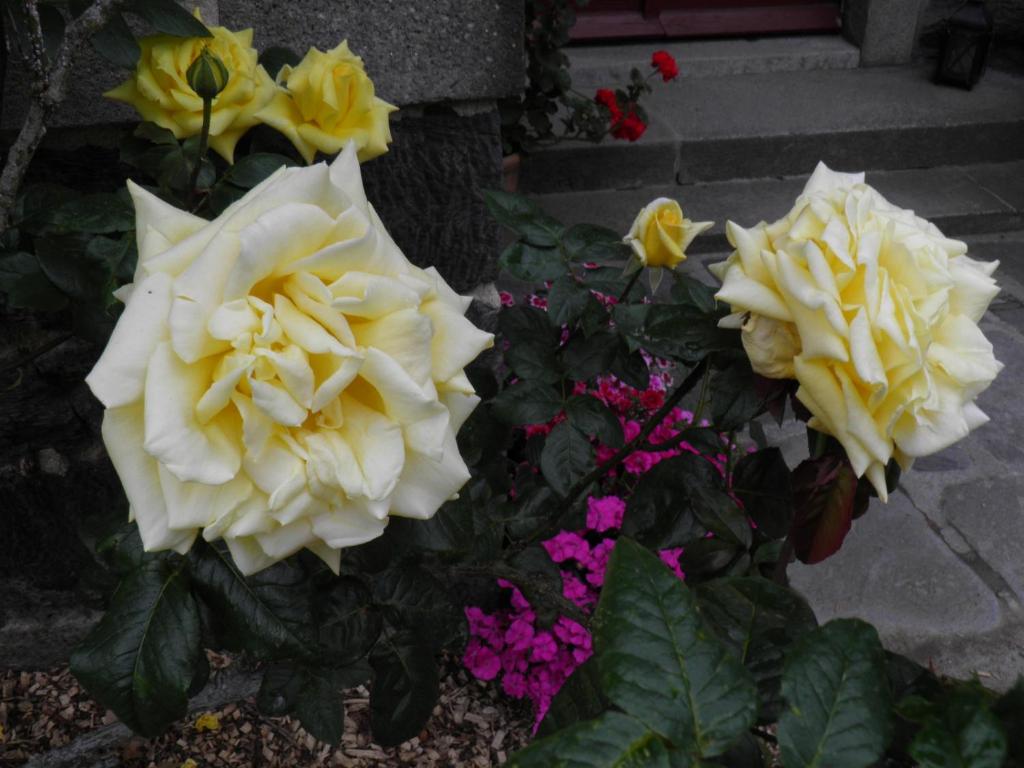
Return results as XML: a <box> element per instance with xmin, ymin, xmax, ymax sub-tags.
<box><xmin>936</xmin><ymin>0</ymin><xmax>994</xmax><ymax>90</ymax></box>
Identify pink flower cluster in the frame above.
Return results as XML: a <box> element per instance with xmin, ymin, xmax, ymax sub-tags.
<box><xmin>465</xmin><ymin>289</ymin><xmax>733</xmax><ymax>728</ymax></box>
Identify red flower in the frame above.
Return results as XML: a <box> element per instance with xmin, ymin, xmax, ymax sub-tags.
<box><xmin>594</xmin><ymin>88</ymin><xmax>622</xmax><ymax>122</ymax></box>
<box><xmin>651</xmin><ymin>50</ymin><xmax>679</xmax><ymax>81</ymax></box>
<box><xmin>611</xmin><ymin>110</ymin><xmax>646</xmax><ymax>142</ymax></box>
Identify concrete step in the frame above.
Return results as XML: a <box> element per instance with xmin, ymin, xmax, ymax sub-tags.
<box><xmin>519</xmin><ymin>65</ymin><xmax>1024</xmax><ymax>193</ymax></box>
<box><xmin>567</xmin><ymin>35</ymin><xmax>860</xmax><ymax>90</ymax></box>
<box><xmin>530</xmin><ymin>160</ymin><xmax>1024</xmax><ymax>255</ymax></box>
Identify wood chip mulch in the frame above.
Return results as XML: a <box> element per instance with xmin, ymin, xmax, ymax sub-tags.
<box><xmin>0</xmin><ymin>655</ymin><xmax>533</xmax><ymax>767</ymax></box>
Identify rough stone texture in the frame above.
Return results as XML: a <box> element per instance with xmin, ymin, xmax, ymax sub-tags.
<box><xmin>520</xmin><ymin>65</ymin><xmax>1024</xmax><ymax>192</ymax></box>
<box><xmin>567</xmin><ymin>35</ymin><xmax>859</xmax><ymax>90</ymax></box>
<box><xmin>842</xmin><ymin>0</ymin><xmax>928</xmax><ymax>66</ymax></box>
<box><xmin>0</xmin><ymin>580</ymin><xmax>103</xmax><ymax>670</ymax></box>
<box><xmin>1</xmin><ymin>0</ymin><xmax>523</xmax><ymax>130</ymax></box>
<box><xmin>219</xmin><ymin>0</ymin><xmax>524</xmax><ymax>107</ymax></box>
<box><xmin>362</xmin><ymin>108</ymin><xmax>502</xmax><ymax>292</ymax></box>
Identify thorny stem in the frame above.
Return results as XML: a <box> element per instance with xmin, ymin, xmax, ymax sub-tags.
<box><xmin>617</xmin><ymin>268</ymin><xmax>642</xmax><ymax>304</ymax></box>
<box><xmin>0</xmin><ymin>0</ymin><xmax>132</xmax><ymax>234</ymax></box>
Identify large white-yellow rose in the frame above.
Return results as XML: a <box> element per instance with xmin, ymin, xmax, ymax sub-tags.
<box><xmin>86</xmin><ymin>143</ymin><xmax>494</xmax><ymax>575</ymax></box>
<box><xmin>710</xmin><ymin>162</ymin><xmax>1002</xmax><ymax>499</ymax></box>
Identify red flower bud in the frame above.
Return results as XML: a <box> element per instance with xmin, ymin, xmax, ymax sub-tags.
<box><xmin>651</xmin><ymin>50</ymin><xmax>679</xmax><ymax>82</ymax></box>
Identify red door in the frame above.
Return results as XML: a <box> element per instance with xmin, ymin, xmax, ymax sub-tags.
<box><xmin>572</xmin><ymin>0</ymin><xmax>841</xmax><ymax>40</ymax></box>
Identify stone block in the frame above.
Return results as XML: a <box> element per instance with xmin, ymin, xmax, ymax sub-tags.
<box><xmin>843</xmin><ymin>0</ymin><xmax>928</xmax><ymax>66</ymax></box>
<box><xmin>362</xmin><ymin>107</ymin><xmax>503</xmax><ymax>292</ymax></box>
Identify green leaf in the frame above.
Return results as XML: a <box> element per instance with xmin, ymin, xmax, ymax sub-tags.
<box><xmin>258</xmin><ymin>661</ymin><xmax>371</xmax><ymax>744</ymax></box>
<box><xmin>89</xmin><ymin>11</ymin><xmax>140</xmax><ymax>67</ymax></box>
<box><xmin>541</xmin><ymin>421</ymin><xmax>594</xmax><ymax>497</ymax></box>
<box><xmin>537</xmin><ymin>658</ymin><xmax>610</xmax><ymax>737</ymax></box>
<box><xmin>317</xmin><ymin>578</ymin><xmax>382</xmax><ymax>666</ymax></box>
<box><xmin>789</xmin><ymin>454</ymin><xmax>859</xmax><ymax>565</ymax></box>
<box><xmin>188</xmin><ymin>542</ymin><xmax>317</xmax><ymax>659</ymax></box>
<box><xmin>222</xmin><ymin>153</ymin><xmax>295</xmax><ymax>188</ymax></box>
<box><xmin>561</xmin><ymin>223</ymin><xmax>630</xmax><ymax>262</ymax></box>
<box><xmin>500</xmin><ymin>241</ymin><xmax>567</xmax><ymax>281</ymax></box>
<box><xmin>492</xmin><ymin>380</ymin><xmax>563</xmax><ymax>426</ymax></box>
<box><xmin>566</xmin><ymin>395</ymin><xmax>623</xmax><ymax>447</ymax></box>
<box><xmin>677</xmin><ymin>538</ymin><xmax>739</xmax><ymax>579</ymax></box>
<box><xmin>260</xmin><ymin>45</ymin><xmax>301</xmax><ymax>78</ymax></box>
<box><xmin>509</xmin><ymin>711</ymin><xmax>667</xmax><ymax>768</ymax></box>
<box><xmin>562</xmin><ymin>329</ymin><xmax>620</xmax><ymax>382</ymax></box>
<box><xmin>548</xmin><ymin>276</ymin><xmax>599</xmax><ymax>328</ymax></box>
<box><xmin>995</xmin><ymin>678</ymin><xmax>1024</xmax><ymax>765</ymax></box>
<box><xmin>46</xmin><ymin>192</ymin><xmax>135</xmax><ymax>234</ymax></box>
<box><xmin>71</xmin><ymin>559</ymin><xmax>201</xmax><ymax>737</ymax></box>
<box><xmin>628</xmin><ymin>304</ymin><xmax>736</xmax><ymax>364</ymax></box>
<box><xmin>370</xmin><ymin>634</ymin><xmax>439</xmax><ymax>747</ymax></box>
<box><xmin>732</xmin><ymin>448</ymin><xmax>793</xmax><ymax>540</ymax></box>
<box><xmin>131</xmin><ymin>0</ymin><xmax>211</xmax><ymax>37</ymax></box>
<box><xmin>595</xmin><ymin>538</ymin><xmax>757</xmax><ymax>758</ymax></box>
<box><xmin>507</xmin><ymin>341</ymin><xmax>563</xmax><ymax>383</ymax></box>
<box><xmin>507</xmin><ymin>485</ymin><xmax>560</xmax><ymax>541</ymax></box>
<box><xmin>372</xmin><ymin>565</ymin><xmax>463</xmax><ymax>651</ymax></box>
<box><xmin>711</xmin><ymin>359</ymin><xmax>766</xmax><ymax>432</ymax></box>
<box><xmin>482</xmin><ymin>189</ymin><xmax>563</xmax><ymax>246</ymax></box>
<box><xmin>778</xmin><ymin>618</ymin><xmax>893</xmax><ymax>768</ymax></box>
<box><xmin>670</xmin><ymin>275</ymin><xmax>719</xmax><ymax>314</ymax></box>
<box><xmin>0</xmin><ymin>251</ymin><xmax>67</xmax><ymax>310</ymax></box>
<box><xmin>35</xmin><ymin>234</ymin><xmax>113</xmax><ymax>299</ymax></box>
<box><xmin>695</xmin><ymin>577</ymin><xmax>817</xmax><ymax>720</ymax></box>
<box><xmin>907</xmin><ymin>682</ymin><xmax>1009</xmax><ymax>768</ymax></box>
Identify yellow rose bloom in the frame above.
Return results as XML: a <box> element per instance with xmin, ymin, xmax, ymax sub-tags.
<box><xmin>623</xmin><ymin>198</ymin><xmax>713</xmax><ymax>269</ymax></box>
<box><xmin>105</xmin><ymin>16</ymin><xmax>275</xmax><ymax>163</ymax></box>
<box><xmin>710</xmin><ymin>162</ymin><xmax>1003</xmax><ymax>499</ymax></box>
<box><xmin>257</xmin><ymin>41</ymin><xmax>396</xmax><ymax>164</ymax></box>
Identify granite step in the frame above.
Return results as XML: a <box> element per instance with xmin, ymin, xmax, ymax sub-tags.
<box><xmin>529</xmin><ymin>160</ymin><xmax>1024</xmax><ymax>255</ymax></box>
<box><xmin>567</xmin><ymin>34</ymin><xmax>860</xmax><ymax>89</ymax></box>
<box><xmin>519</xmin><ymin>65</ymin><xmax>1024</xmax><ymax>193</ymax></box>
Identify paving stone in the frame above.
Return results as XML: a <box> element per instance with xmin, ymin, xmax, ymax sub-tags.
<box><xmin>789</xmin><ymin>491</ymin><xmax>1004</xmax><ymax>644</ymax></box>
<box><xmin>943</xmin><ymin>476</ymin><xmax>1024</xmax><ymax>603</ymax></box>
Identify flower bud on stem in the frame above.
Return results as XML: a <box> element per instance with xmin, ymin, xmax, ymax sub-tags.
<box><xmin>186</xmin><ymin>48</ymin><xmax>228</xmax><ymax>200</ymax></box>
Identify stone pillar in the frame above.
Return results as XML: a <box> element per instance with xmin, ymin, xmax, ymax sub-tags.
<box><xmin>842</xmin><ymin>0</ymin><xmax>928</xmax><ymax>66</ymax></box>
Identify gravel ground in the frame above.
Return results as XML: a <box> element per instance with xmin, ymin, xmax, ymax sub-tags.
<box><xmin>0</xmin><ymin>655</ymin><xmax>532</xmax><ymax>767</ymax></box>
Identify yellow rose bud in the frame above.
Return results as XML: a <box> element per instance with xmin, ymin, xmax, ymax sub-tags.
<box><xmin>740</xmin><ymin>313</ymin><xmax>800</xmax><ymax>379</ymax></box>
<box><xmin>187</xmin><ymin>47</ymin><xmax>230</xmax><ymax>100</ymax></box>
<box><xmin>256</xmin><ymin>41</ymin><xmax>396</xmax><ymax>164</ymax></box>
<box><xmin>623</xmin><ymin>198</ymin><xmax>713</xmax><ymax>270</ymax></box>
<box><xmin>105</xmin><ymin>12</ymin><xmax>275</xmax><ymax>163</ymax></box>
<box><xmin>710</xmin><ymin>162</ymin><xmax>1003</xmax><ymax>500</ymax></box>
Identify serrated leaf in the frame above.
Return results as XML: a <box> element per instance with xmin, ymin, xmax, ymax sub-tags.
<box><xmin>711</xmin><ymin>358</ymin><xmax>767</xmax><ymax>431</ymax></box>
<box><xmin>778</xmin><ymin>619</ymin><xmax>892</xmax><ymax>768</ymax></box>
<box><xmin>695</xmin><ymin>577</ymin><xmax>817</xmax><ymax>720</ymax></box>
<box><xmin>35</xmin><ymin>234</ymin><xmax>112</xmax><ymax>299</ymax></box>
<box><xmin>595</xmin><ymin>538</ymin><xmax>757</xmax><ymax>758</ymax></box>
<box><xmin>670</xmin><ymin>275</ymin><xmax>719</xmax><ymax>314</ymax></box>
<box><xmin>537</xmin><ymin>658</ymin><xmax>610</xmax><ymax>737</ymax></box>
<box><xmin>317</xmin><ymin>578</ymin><xmax>382</xmax><ymax>665</ymax></box>
<box><xmin>370</xmin><ymin>635</ymin><xmax>439</xmax><ymax>747</ymax></box>
<box><xmin>500</xmin><ymin>241</ymin><xmax>567</xmax><ymax>281</ymax></box>
<box><xmin>509</xmin><ymin>711</ymin><xmax>667</xmax><ymax>768</ymax></box>
<box><xmin>257</xmin><ymin>661</ymin><xmax>371</xmax><ymax>744</ymax></box>
<box><xmin>131</xmin><ymin>0</ymin><xmax>211</xmax><ymax>37</ymax></box>
<box><xmin>732</xmin><ymin>448</ymin><xmax>793</xmax><ymax>540</ymax></box>
<box><xmin>507</xmin><ymin>485</ymin><xmax>560</xmax><ymax>541</ymax></box>
<box><xmin>89</xmin><ymin>11</ymin><xmax>139</xmax><ymax>67</ymax></box>
<box><xmin>492</xmin><ymin>380</ymin><xmax>563</xmax><ymax>426</ymax></box>
<box><xmin>562</xmin><ymin>329</ymin><xmax>620</xmax><ymax>382</ymax></box>
<box><xmin>482</xmin><ymin>189</ymin><xmax>563</xmax><ymax>246</ymax></box>
<box><xmin>541</xmin><ymin>421</ymin><xmax>594</xmax><ymax>497</ymax></box>
<box><xmin>71</xmin><ymin>559</ymin><xmax>200</xmax><ymax>737</ymax></box>
<box><xmin>561</xmin><ymin>223</ymin><xmax>630</xmax><ymax>262</ymax></box>
<box><xmin>372</xmin><ymin>565</ymin><xmax>463</xmax><ymax>651</ymax></box>
<box><xmin>188</xmin><ymin>542</ymin><xmax>317</xmax><ymax>659</ymax></box>
<box><xmin>222</xmin><ymin>152</ymin><xmax>295</xmax><ymax>188</ymax></box>
<box><xmin>0</xmin><ymin>251</ymin><xmax>67</xmax><ymax>310</ymax></box>
<box><xmin>566</xmin><ymin>395</ymin><xmax>623</xmax><ymax>447</ymax></box>
<box><xmin>46</xmin><ymin>192</ymin><xmax>135</xmax><ymax>234</ymax></box>
<box><xmin>548</xmin><ymin>276</ymin><xmax>598</xmax><ymax>328</ymax></box>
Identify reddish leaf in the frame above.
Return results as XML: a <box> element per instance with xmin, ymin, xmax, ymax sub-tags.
<box><xmin>789</xmin><ymin>454</ymin><xmax>859</xmax><ymax>564</ymax></box>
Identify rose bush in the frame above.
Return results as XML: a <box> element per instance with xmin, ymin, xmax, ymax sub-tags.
<box><xmin>106</xmin><ymin>14</ymin><xmax>275</xmax><ymax>163</ymax></box>
<box><xmin>256</xmin><ymin>41</ymin><xmax>396</xmax><ymax>164</ymax></box>
<box><xmin>711</xmin><ymin>163</ymin><xmax>1002</xmax><ymax>498</ymax></box>
<box><xmin>85</xmin><ymin>142</ymin><xmax>493</xmax><ymax>575</ymax></box>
